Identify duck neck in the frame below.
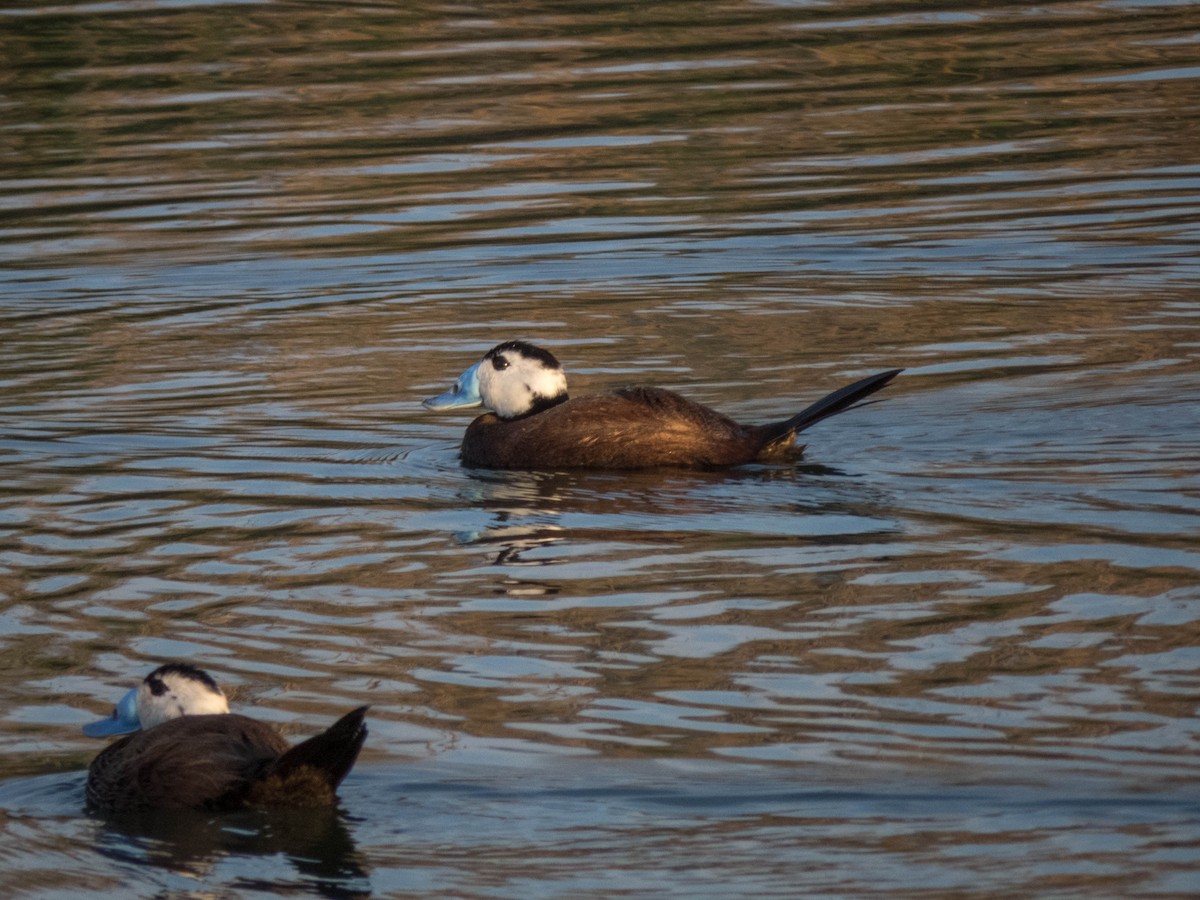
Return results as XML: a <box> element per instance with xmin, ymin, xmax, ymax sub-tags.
<box><xmin>510</xmin><ymin>392</ymin><xmax>568</xmax><ymax>420</ymax></box>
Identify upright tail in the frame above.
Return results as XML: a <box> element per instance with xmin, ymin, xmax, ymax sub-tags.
<box><xmin>256</xmin><ymin>706</ymin><xmax>369</xmax><ymax>805</ymax></box>
<box><xmin>757</xmin><ymin>369</ymin><xmax>902</xmax><ymax>455</ymax></box>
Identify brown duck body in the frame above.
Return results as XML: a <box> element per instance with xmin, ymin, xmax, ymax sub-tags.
<box><xmin>86</xmin><ymin>708</ymin><xmax>368</xmax><ymax>814</ymax></box>
<box><xmin>462</xmin><ymin>387</ymin><xmax>778</xmax><ymax>469</ymax></box>
<box><xmin>460</xmin><ymin>370</ymin><xmax>902</xmax><ymax>470</ymax></box>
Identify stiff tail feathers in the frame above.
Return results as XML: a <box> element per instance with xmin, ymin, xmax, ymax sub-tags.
<box><xmin>268</xmin><ymin>706</ymin><xmax>369</xmax><ymax>794</ymax></box>
<box><xmin>759</xmin><ymin>369</ymin><xmax>903</xmax><ymax>449</ymax></box>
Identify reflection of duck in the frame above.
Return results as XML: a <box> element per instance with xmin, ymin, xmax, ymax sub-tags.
<box><xmin>97</xmin><ymin>805</ymin><xmax>372</xmax><ymax>899</ymax></box>
<box><xmin>83</xmin><ymin>663</ymin><xmax>368</xmax><ymax>814</ymax></box>
<box><xmin>425</xmin><ymin>341</ymin><xmax>901</xmax><ymax>470</ymax></box>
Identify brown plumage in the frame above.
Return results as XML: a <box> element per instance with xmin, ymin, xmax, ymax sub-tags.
<box><xmin>83</xmin><ymin>664</ymin><xmax>369</xmax><ymax>813</ymax></box>
<box><xmin>425</xmin><ymin>341</ymin><xmax>902</xmax><ymax>470</ymax></box>
<box><xmin>86</xmin><ymin>706</ymin><xmax>368</xmax><ymax>814</ymax></box>
<box><xmin>460</xmin><ymin>370</ymin><xmax>902</xmax><ymax>470</ymax></box>
<box><xmin>461</xmin><ymin>387</ymin><xmax>755</xmax><ymax>468</ymax></box>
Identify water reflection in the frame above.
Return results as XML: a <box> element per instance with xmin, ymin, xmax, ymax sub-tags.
<box><xmin>95</xmin><ymin>807</ymin><xmax>370</xmax><ymax>900</ymax></box>
<box><xmin>2</xmin><ymin>0</ymin><xmax>1199</xmax><ymax>893</ymax></box>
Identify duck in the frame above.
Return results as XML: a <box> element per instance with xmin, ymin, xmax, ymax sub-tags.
<box><xmin>82</xmin><ymin>662</ymin><xmax>368</xmax><ymax>814</ymax></box>
<box><xmin>423</xmin><ymin>340</ymin><xmax>902</xmax><ymax>470</ymax></box>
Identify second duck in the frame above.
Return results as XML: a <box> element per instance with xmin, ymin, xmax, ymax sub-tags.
<box><xmin>83</xmin><ymin>663</ymin><xmax>368</xmax><ymax>814</ymax></box>
<box><xmin>424</xmin><ymin>340</ymin><xmax>901</xmax><ymax>470</ymax></box>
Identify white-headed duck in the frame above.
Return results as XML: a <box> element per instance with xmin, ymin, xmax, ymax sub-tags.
<box><xmin>424</xmin><ymin>340</ymin><xmax>901</xmax><ymax>469</ymax></box>
<box><xmin>83</xmin><ymin>663</ymin><xmax>368</xmax><ymax>814</ymax></box>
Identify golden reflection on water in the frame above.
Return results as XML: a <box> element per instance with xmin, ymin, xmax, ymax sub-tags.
<box><xmin>1</xmin><ymin>0</ymin><xmax>1199</xmax><ymax>894</ymax></box>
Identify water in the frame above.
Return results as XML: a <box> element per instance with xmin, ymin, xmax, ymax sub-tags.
<box><xmin>2</xmin><ymin>0</ymin><xmax>1199</xmax><ymax>895</ymax></box>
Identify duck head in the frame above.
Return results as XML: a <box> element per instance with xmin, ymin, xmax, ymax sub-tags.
<box><xmin>83</xmin><ymin>663</ymin><xmax>230</xmax><ymax>737</ymax></box>
<box><xmin>424</xmin><ymin>341</ymin><xmax>569</xmax><ymax>420</ymax></box>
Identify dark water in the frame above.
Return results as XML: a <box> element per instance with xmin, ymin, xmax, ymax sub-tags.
<box><xmin>2</xmin><ymin>0</ymin><xmax>1199</xmax><ymax>896</ymax></box>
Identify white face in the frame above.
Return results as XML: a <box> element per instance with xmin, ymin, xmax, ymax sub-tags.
<box><xmin>136</xmin><ymin>666</ymin><xmax>230</xmax><ymax>729</ymax></box>
<box><xmin>477</xmin><ymin>345</ymin><xmax>568</xmax><ymax>419</ymax></box>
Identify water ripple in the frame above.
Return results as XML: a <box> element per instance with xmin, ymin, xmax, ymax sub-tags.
<box><xmin>2</xmin><ymin>0</ymin><xmax>1199</xmax><ymax>893</ymax></box>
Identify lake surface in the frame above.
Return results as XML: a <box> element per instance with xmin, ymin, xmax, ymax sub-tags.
<box><xmin>2</xmin><ymin>0</ymin><xmax>1198</xmax><ymax>896</ymax></box>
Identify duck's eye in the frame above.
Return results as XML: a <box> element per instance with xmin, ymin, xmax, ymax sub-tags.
<box><xmin>491</xmin><ymin>356</ymin><xmax>510</xmax><ymax>371</ymax></box>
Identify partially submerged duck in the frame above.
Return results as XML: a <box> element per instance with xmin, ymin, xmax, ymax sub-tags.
<box><xmin>83</xmin><ymin>663</ymin><xmax>368</xmax><ymax>814</ymax></box>
<box><xmin>424</xmin><ymin>340</ymin><xmax>901</xmax><ymax>469</ymax></box>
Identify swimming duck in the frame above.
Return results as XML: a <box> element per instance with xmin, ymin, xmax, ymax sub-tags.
<box><xmin>424</xmin><ymin>340</ymin><xmax>901</xmax><ymax>469</ymax></box>
<box><xmin>83</xmin><ymin>663</ymin><xmax>368</xmax><ymax>814</ymax></box>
